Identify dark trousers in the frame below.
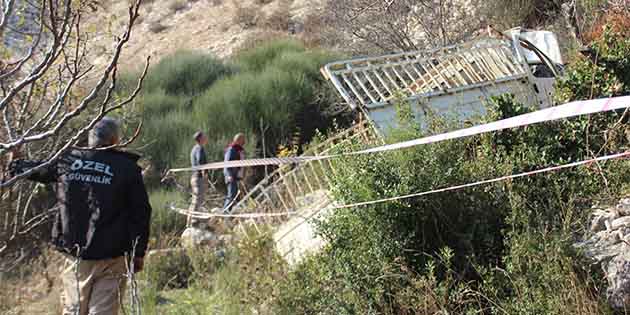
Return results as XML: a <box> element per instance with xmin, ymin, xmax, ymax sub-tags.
<box><xmin>223</xmin><ymin>180</ymin><xmax>239</xmax><ymax>212</ymax></box>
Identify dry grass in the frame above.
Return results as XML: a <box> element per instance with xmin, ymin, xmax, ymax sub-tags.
<box><xmin>148</xmin><ymin>20</ymin><xmax>168</xmax><ymax>33</ymax></box>
<box><xmin>264</xmin><ymin>6</ymin><xmax>290</xmax><ymax>31</ymax></box>
<box><xmin>168</xmin><ymin>0</ymin><xmax>188</xmax><ymax>13</ymax></box>
<box><xmin>234</xmin><ymin>30</ymin><xmax>288</xmax><ymax>53</ymax></box>
<box><xmin>0</xmin><ymin>249</ymin><xmax>63</xmax><ymax>315</ymax></box>
<box><xmin>233</xmin><ymin>4</ymin><xmax>262</xmax><ymax>29</ymax></box>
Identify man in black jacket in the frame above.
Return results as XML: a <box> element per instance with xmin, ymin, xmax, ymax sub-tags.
<box><xmin>10</xmin><ymin>117</ymin><xmax>152</xmax><ymax>315</ymax></box>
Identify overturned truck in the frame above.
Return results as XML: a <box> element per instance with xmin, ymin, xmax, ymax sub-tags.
<box><xmin>321</xmin><ymin>28</ymin><xmax>564</xmax><ymax>132</ymax></box>
<box><xmin>271</xmin><ymin>28</ymin><xmax>566</xmax><ymax>264</ymax></box>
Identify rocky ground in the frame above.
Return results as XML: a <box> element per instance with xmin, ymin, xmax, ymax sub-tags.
<box><xmin>87</xmin><ymin>0</ymin><xmax>327</xmax><ymax>70</ymax></box>
<box><xmin>577</xmin><ymin>197</ymin><xmax>630</xmax><ymax>309</ymax></box>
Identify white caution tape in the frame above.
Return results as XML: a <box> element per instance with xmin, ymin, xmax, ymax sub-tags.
<box><xmin>172</xmin><ymin>151</ymin><xmax>629</xmax><ymax>222</ymax></box>
<box><xmin>170</xmin><ymin>206</ymin><xmax>298</xmax><ymax>219</ymax></box>
<box><xmin>331</xmin><ymin>151</ymin><xmax>629</xmax><ymax>209</ymax></box>
<box><xmin>272</xmin><ymin>151</ymin><xmax>629</xmax><ymax>243</ymax></box>
<box><xmin>167</xmin><ymin>96</ymin><xmax>630</xmax><ymax>173</ymax></box>
<box><xmin>168</xmin><ymin>156</ymin><xmax>326</xmax><ymax>173</ymax></box>
<box><xmin>352</xmin><ymin>96</ymin><xmax>628</xmax><ymax>155</ymax></box>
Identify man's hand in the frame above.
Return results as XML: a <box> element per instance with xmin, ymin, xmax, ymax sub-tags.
<box><xmin>226</xmin><ymin>176</ymin><xmax>233</xmax><ymax>183</ymax></box>
<box><xmin>133</xmin><ymin>257</ymin><xmax>144</xmax><ymax>273</ymax></box>
<box><xmin>8</xmin><ymin>159</ymin><xmax>43</xmax><ymax>178</ymax></box>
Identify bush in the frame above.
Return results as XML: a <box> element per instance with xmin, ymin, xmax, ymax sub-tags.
<box><xmin>235</xmin><ymin>39</ymin><xmax>305</xmax><ymax>72</ymax></box>
<box><xmin>191</xmin><ymin>41</ymin><xmax>343</xmax><ymax>161</ymax></box>
<box><xmin>143</xmin><ymin>250</ymin><xmax>193</xmax><ymax>290</ymax></box>
<box><xmin>483</xmin><ymin>227</ymin><xmax>609</xmax><ymax>314</ymax></box>
<box><xmin>270</xmin><ymin>36</ymin><xmax>630</xmax><ymax>309</ymax></box>
<box><xmin>271</xmin><ymin>92</ymin><xmax>629</xmax><ymax>313</ymax></box>
<box><xmin>148</xmin><ymin>189</ymin><xmax>187</xmax><ymax>243</ymax></box>
<box><xmin>141</xmin><ymin>51</ymin><xmax>234</xmax><ymax>96</ymax></box>
<box><xmin>140</xmin><ymin>109</ymin><xmax>197</xmax><ymax>177</ymax></box>
<box><xmin>149</xmin><ymin>228</ymin><xmax>286</xmax><ymax>315</ymax></box>
<box><xmin>118</xmin><ymin>41</ymin><xmax>343</xmax><ymax>188</ymax></box>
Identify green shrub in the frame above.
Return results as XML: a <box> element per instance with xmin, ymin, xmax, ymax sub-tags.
<box><xmin>192</xmin><ymin>42</ymin><xmax>342</xmax><ymax>160</ymax></box>
<box><xmin>193</xmin><ymin>69</ymin><xmax>311</xmax><ymax>156</ymax></box>
<box><xmin>142</xmin><ymin>51</ymin><xmax>234</xmax><ymax>96</ymax></box>
<box><xmin>482</xmin><ymin>227</ymin><xmax>610</xmax><ymax>315</ymax></box>
<box><xmin>144</xmin><ymin>250</ymin><xmax>193</xmax><ymax>290</ymax></box>
<box><xmin>234</xmin><ymin>39</ymin><xmax>306</xmax><ymax>72</ymax></box>
<box><xmin>137</xmin><ymin>89</ymin><xmax>188</xmax><ymax>117</ymax></box>
<box><xmin>119</xmin><ymin>41</ymin><xmax>344</xmax><ymax>188</ymax></box>
<box><xmin>153</xmin><ymin>228</ymin><xmax>286</xmax><ymax>315</ymax></box>
<box><xmin>271</xmin><ymin>89</ymin><xmax>629</xmax><ymax>313</ymax></box>
<box><xmin>140</xmin><ymin>110</ymin><xmax>197</xmax><ymax>175</ymax></box>
<box><xmin>148</xmin><ymin>189</ymin><xmax>187</xmax><ymax>245</ymax></box>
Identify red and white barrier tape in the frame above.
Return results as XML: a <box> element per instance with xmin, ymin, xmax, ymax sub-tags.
<box><xmin>271</xmin><ymin>152</ymin><xmax>629</xmax><ymax>242</ymax></box>
<box><xmin>167</xmin><ymin>96</ymin><xmax>630</xmax><ymax>173</ymax></box>
<box><xmin>173</xmin><ymin>152</ymin><xmax>629</xmax><ymax>220</ymax></box>
<box><xmin>168</xmin><ymin>156</ymin><xmax>326</xmax><ymax>173</ymax></box>
<box><xmin>171</xmin><ymin>206</ymin><xmax>298</xmax><ymax>219</ymax></box>
<box><xmin>331</xmin><ymin>151</ymin><xmax>629</xmax><ymax>209</ymax></box>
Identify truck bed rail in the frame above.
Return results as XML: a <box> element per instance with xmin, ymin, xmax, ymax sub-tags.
<box><xmin>322</xmin><ymin>39</ymin><xmax>527</xmax><ymax>109</ymax></box>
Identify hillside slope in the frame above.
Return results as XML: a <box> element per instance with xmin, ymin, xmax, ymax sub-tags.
<box><xmin>89</xmin><ymin>0</ymin><xmax>326</xmax><ymax>69</ymax></box>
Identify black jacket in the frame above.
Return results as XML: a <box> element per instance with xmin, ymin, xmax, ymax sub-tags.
<box><xmin>21</xmin><ymin>149</ymin><xmax>152</xmax><ymax>260</ymax></box>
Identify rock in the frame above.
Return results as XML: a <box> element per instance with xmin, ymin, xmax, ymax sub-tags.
<box><xmin>596</xmin><ymin>230</ymin><xmax>622</xmax><ymax>246</ymax></box>
<box><xmin>611</xmin><ymin>217</ymin><xmax>630</xmax><ymax>231</ymax></box>
<box><xmin>181</xmin><ymin>227</ymin><xmax>217</xmax><ymax>248</ymax></box>
<box><xmin>591</xmin><ymin>215</ymin><xmax>608</xmax><ymax>232</ymax></box>
<box><xmin>607</xmin><ymin>253</ymin><xmax>630</xmax><ymax>308</ymax></box>
<box><xmin>618</xmin><ymin>199</ymin><xmax>630</xmax><ymax>215</ymax></box>
<box><xmin>578</xmin><ymin>197</ymin><xmax>630</xmax><ymax>310</ymax></box>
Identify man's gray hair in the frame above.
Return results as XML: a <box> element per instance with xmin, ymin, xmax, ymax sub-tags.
<box><xmin>89</xmin><ymin>117</ymin><xmax>121</xmax><ymax>147</ymax></box>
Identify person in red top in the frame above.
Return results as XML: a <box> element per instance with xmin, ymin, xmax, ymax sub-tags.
<box><xmin>223</xmin><ymin>133</ymin><xmax>246</xmax><ymax>212</ymax></box>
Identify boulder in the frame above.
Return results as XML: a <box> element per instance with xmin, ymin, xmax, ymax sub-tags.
<box><xmin>590</xmin><ymin>214</ymin><xmax>608</xmax><ymax>233</ymax></box>
<box><xmin>578</xmin><ymin>197</ymin><xmax>630</xmax><ymax>310</ymax></box>
<box><xmin>611</xmin><ymin>217</ymin><xmax>630</xmax><ymax>231</ymax></box>
<box><xmin>181</xmin><ymin>227</ymin><xmax>217</xmax><ymax>248</ymax></box>
<box><xmin>607</xmin><ymin>253</ymin><xmax>630</xmax><ymax>308</ymax></box>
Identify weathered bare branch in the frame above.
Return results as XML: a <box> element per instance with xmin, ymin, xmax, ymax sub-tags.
<box><xmin>0</xmin><ymin>0</ymin><xmax>73</xmax><ymax>113</ymax></box>
<box><xmin>0</xmin><ymin>0</ymin><xmax>143</xmax><ymax>152</ymax></box>
<box><xmin>1</xmin><ymin>54</ymin><xmax>149</xmax><ymax>188</ymax></box>
<box><xmin>75</xmin><ymin>118</ymin><xmax>145</xmax><ymax>151</ymax></box>
<box><xmin>0</xmin><ymin>0</ymin><xmax>17</xmax><ymax>36</ymax></box>
<box><xmin>0</xmin><ymin>0</ymin><xmax>147</xmax><ymax>256</ymax></box>
<box><xmin>325</xmin><ymin>0</ymin><xmax>482</xmax><ymax>54</ymax></box>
